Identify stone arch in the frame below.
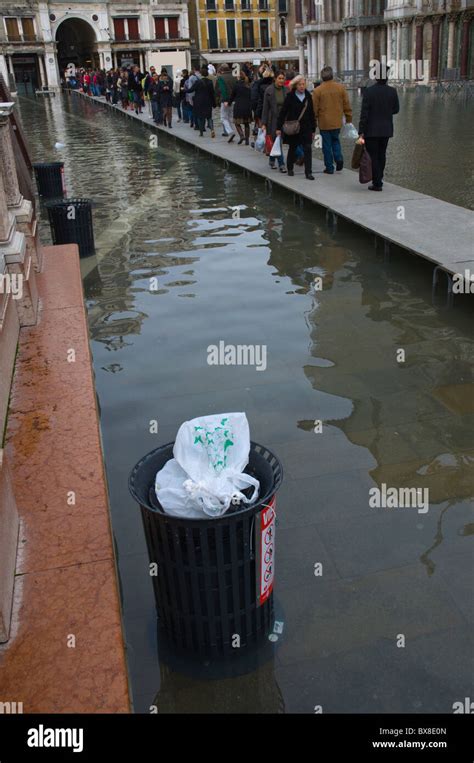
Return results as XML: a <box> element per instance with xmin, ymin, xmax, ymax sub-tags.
<box><xmin>55</xmin><ymin>17</ymin><xmax>100</xmax><ymax>71</ymax></box>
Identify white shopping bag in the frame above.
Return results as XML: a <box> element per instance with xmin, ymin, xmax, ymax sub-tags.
<box><xmin>342</xmin><ymin>122</ymin><xmax>359</xmax><ymax>140</ymax></box>
<box><xmin>155</xmin><ymin>413</ymin><xmax>259</xmax><ymax>518</ymax></box>
<box><xmin>255</xmin><ymin>127</ymin><xmax>265</xmax><ymax>152</ymax></box>
<box><xmin>270</xmin><ymin>136</ymin><xmax>282</xmax><ymax>157</ymax></box>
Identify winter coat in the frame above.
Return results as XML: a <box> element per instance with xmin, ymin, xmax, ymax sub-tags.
<box><xmin>158</xmin><ymin>76</ymin><xmax>173</xmax><ymax>107</ymax></box>
<box><xmin>129</xmin><ymin>71</ymin><xmax>143</xmax><ymax>93</ymax></box>
<box><xmin>255</xmin><ymin>77</ymin><xmax>274</xmax><ymax>118</ymax></box>
<box><xmin>261</xmin><ymin>83</ymin><xmax>289</xmax><ymax>137</ymax></box>
<box><xmin>312</xmin><ymin>80</ymin><xmax>352</xmax><ymax>131</ymax></box>
<box><xmin>185</xmin><ymin>73</ymin><xmax>200</xmax><ymax>105</ymax></box>
<box><xmin>358</xmin><ymin>82</ymin><xmax>400</xmax><ymax>137</ymax></box>
<box><xmin>215</xmin><ymin>72</ymin><xmax>237</xmax><ymax>105</ymax></box>
<box><xmin>277</xmin><ymin>90</ymin><xmax>316</xmax><ymax>144</ymax></box>
<box><xmin>228</xmin><ymin>81</ymin><xmax>252</xmax><ymax>120</ymax></box>
<box><xmin>189</xmin><ymin>76</ymin><xmax>216</xmax><ymax>118</ymax></box>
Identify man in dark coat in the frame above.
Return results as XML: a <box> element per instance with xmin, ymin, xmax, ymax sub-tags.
<box><xmin>277</xmin><ymin>76</ymin><xmax>316</xmax><ymax>180</ymax></box>
<box><xmin>189</xmin><ymin>66</ymin><xmax>216</xmax><ymax>137</ymax></box>
<box><xmin>129</xmin><ymin>65</ymin><xmax>144</xmax><ymax>114</ymax></box>
<box><xmin>358</xmin><ymin>74</ymin><xmax>399</xmax><ymax>191</ymax></box>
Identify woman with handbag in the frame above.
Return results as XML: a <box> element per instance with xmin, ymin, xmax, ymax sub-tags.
<box><xmin>276</xmin><ymin>76</ymin><xmax>316</xmax><ymax>180</ymax></box>
<box><xmin>261</xmin><ymin>70</ymin><xmax>288</xmax><ymax>173</ymax></box>
<box><xmin>227</xmin><ymin>71</ymin><xmax>252</xmax><ymax>145</ymax></box>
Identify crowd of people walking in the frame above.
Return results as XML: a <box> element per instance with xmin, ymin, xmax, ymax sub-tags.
<box><xmin>68</xmin><ymin>60</ymin><xmax>399</xmax><ymax>191</ymax></box>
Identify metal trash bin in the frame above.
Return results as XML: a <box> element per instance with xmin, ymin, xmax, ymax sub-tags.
<box><xmin>129</xmin><ymin>441</ymin><xmax>283</xmax><ymax>656</ymax></box>
<box><xmin>33</xmin><ymin>161</ymin><xmax>65</xmax><ymax>199</ymax></box>
<box><xmin>45</xmin><ymin>198</ymin><xmax>95</xmax><ymax>258</ymax></box>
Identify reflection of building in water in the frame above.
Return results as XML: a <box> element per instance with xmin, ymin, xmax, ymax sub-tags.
<box><xmin>267</xmin><ymin>208</ymin><xmax>474</xmax><ymax>508</ymax></box>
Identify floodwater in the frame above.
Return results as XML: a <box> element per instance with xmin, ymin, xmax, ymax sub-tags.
<box><xmin>18</xmin><ymin>92</ymin><xmax>474</xmax><ymax>713</ymax></box>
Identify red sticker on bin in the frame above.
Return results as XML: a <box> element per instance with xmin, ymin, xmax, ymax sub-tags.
<box><xmin>259</xmin><ymin>497</ymin><xmax>276</xmax><ymax>605</ymax></box>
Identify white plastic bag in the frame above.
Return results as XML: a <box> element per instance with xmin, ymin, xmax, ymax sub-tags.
<box><xmin>270</xmin><ymin>135</ymin><xmax>282</xmax><ymax>157</ymax></box>
<box><xmin>342</xmin><ymin>122</ymin><xmax>359</xmax><ymax>140</ymax></box>
<box><xmin>255</xmin><ymin>127</ymin><xmax>265</xmax><ymax>152</ymax></box>
<box><xmin>155</xmin><ymin>413</ymin><xmax>259</xmax><ymax>518</ymax></box>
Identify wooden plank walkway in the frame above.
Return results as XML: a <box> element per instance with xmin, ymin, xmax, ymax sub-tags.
<box><xmin>74</xmin><ymin>91</ymin><xmax>473</xmax><ymax>278</ymax></box>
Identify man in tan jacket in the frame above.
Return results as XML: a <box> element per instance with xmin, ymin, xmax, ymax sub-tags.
<box><xmin>312</xmin><ymin>66</ymin><xmax>353</xmax><ymax>174</ymax></box>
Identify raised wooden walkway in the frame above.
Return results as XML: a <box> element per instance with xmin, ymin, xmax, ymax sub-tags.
<box><xmin>74</xmin><ymin>91</ymin><xmax>473</xmax><ymax>280</ymax></box>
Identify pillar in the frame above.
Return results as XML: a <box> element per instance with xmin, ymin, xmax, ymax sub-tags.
<box><xmin>318</xmin><ymin>32</ymin><xmax>325</xmax><ymax>73</ymax></box>
<box><xmin>298</xmin><ymin>41</ymin><xmax>306</xmax><ymax>75</ymax></box>
<box><xmin>356</xmin><ymin>27</ymin><xmax>364</xmax><ymax>72</ymax></box>
<box><xmin>379</xmin><ymin>25</ymin><xmax>387</xmax><ymax>59</ymax></box>
<box><xmin>415</xmin><ymin>19</ymin><xmax>424</xmax><ymax>65</ymax></box>
<box><xmin>348</xmin><ymin>27</ymin><xmax>355</xmax><ymax>72</ymax></box>
<box><xmin>307</xmin><ymin>35</ymin><xmax>313</xmax><ymax>78</ymax></box>
<box><xmin>460</xmin><ymin>13</ymin><xmax>472</xmax><ymax>78</ymax></box>
<box><xmin>311</xmin><ymin>33</ymin><xmax>318</xmax><ymax>78</ymax></box>
<box><xmin>396</xmin><ymin>21</ymin><xmax>402</xmax><ymax>64</ymax></box>
<box><xmin>430</xmin><ymin>17</ymin><xmax>441</xmax><ymax>80</ymax></box>
<box><xmin>369</xmin><ymin>26</ymin><xmax>375</xmax><ymax>63</ymax></box>
<box><xmin>386</xmin><ymin>22</ymin><xmax>392</xmax><ymax>63</ymax></box>
<box><xmin>332</xmin><ymin>31</ymin><xmax>338</xmax><ymax>73</ymax></box>
<box><xmin>401</xmin><ymin>19</ymin><xmax>411</xmax><ymax>62</ymax></box>
<box><xmin>447</xmin><ymin>14</ymin><xmax>456</xmax><ymax>69</ymax></box>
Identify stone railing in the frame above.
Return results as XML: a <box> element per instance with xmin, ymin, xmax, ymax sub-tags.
<box><xmin>0</xmin><ymin>99</ymin><xmax>40</xmax><ymax>643</ymax></box>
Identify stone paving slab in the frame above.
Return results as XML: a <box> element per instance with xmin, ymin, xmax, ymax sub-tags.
<box><xmin>0</xmin><ymin>244</ymin><xmax>130</xmax><ymax>713</ymax></box>
<box><xmin>76</xmin><ymin>92</ymin><xmax>474</xmax><ymax>278</ymax></box>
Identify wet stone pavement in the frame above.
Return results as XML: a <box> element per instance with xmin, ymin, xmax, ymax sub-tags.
<box><xmin>18</xmin><ymin>92</ymin><xmax>474</xmax><ymax>713</ymax></box>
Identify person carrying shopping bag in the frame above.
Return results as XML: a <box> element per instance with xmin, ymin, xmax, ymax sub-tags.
<box><xmin>277</xmin><ymin>76</ymin><xmax>316</xmax><ymax>180</ymax></box>
<box><xmin>312</xmin><ymin>66</ymin><xmax>353</xmax><ymax>174</ymax></box>
<box><xmin>261</xmin><ymin>70</ymin><xmax>289</xmax><ymax>173</ymax></box>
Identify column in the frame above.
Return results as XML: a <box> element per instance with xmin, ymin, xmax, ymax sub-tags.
<box><xmin>369</xmin><ymin>26</ymin><xmax>375</xmax><ymax>63</ymax></box>
<box><xmin>356</xmin><ymin>27</ymin><xmax>364</xmax><ymax>72</ymax></box>
<box><xmin>311</xmin><ymin>32</ymin><xmax>318</xmax><ymax>78</ymax></box>
<box><xmin>386</xmin><ymin>22</ymin><xmax>392</xmax><ymax>63</ymax></box>
<box><xmin>396</xmin><ymin>22</ymin><xmax>402</xmax><ymax>64</ymax></box>
<box><xmin>307</xmin><ymin>36</ymin><xmax>313</xmax><ymax>79</ymax></box>
<box><xmin>298</xmin><ymin>41</ymin><xmax>306</xmax><ymax>75</ymax></box>
<box><xmin>401</xmin><ymin>19</ymin><xmax>411</xmax><ymax>62</ymax></box>
<box><xmin>447</xmin><ymin>14</ymin><xmax>456</xmax><ymax>69</ymax></box>
<box><xmin>348</xmin><ymin>28</ymin><xmax>355</xmax><ymax>73</ymax></box>
<box><xmin>460</xmin><ymin>13</ymin><xmax>473</xmax><ymax>78</ymax></box>
<box><xmin>318</xmin><ymin>32</ymin><xmax>325</xmax><ymax>73</ymax></box>
<box><xmin>0</xmin><ymin>162</ymin><xmax>13</xmax><ymax>244</ymax></box>
<box><xmin>415</xmin><ymin>20</ymin><xmax>423</xmax><ymax>78</ymax></box>
<box><xmin>379</xmin><ymin>25</ymin><xmax>387</xmax><ymax>59</ymax></box>
<box><xmin>430</xmin><ymin>17</ymin><xmax>441</xmax><ymax>80</ymax></box>
<box><xmin>332</xmin><ymin>31</ymin><xmax>338</xmax><ymax>73</ymax></box>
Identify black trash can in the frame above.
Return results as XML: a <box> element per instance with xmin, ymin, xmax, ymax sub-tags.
<box><xmin>33</xmin><ymin>161</ymin><xmax>65</xmax><ymax>199</ymax></box>
<box><xmin>45</xmin><ymin>198</ymin><xmax>95</xmax><ymax>258</ymax></box>
<box><xmin>129</xmin><ymin>441</ymin><xmax>283</xmax><ymax>656</ymax></box>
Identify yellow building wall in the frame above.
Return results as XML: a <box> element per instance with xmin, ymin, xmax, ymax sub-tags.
<box><xmin>198</xmin><ymin>0</ymin><xmax>275</xmax><ymax>51</ymax></box>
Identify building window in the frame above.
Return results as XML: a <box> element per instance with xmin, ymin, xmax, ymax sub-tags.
<box><xmin>226</xmin><ymin>19</ymin><xmax>236</xmax><ymax>48</ymax></box>
<box><xmin>5</xmin><ymin>18</ymin><xmax>21</xmax><ymax>42</ymax></box>
<box><xmin>208</xmin><ymin>19</ymin><xmax>219</xmax><ymax>49</ymax></box>
<box><xmin>225</xmin><ymin>0</ymin><xmax>235</xmax><ymax>9</ymax></box>
<box><xmin>21</xmin><ymin>17</ymin><xmax>36</xmax><ymax>41</ymax></box>
<box><xmin>113</xmin><ymin>18</ymin><xmax>140</xmax><ymax>41</ymax></box>
<box><xmin>259</xmin><ymin>0</ymin><xmax>269</xmax><ymax>10</ymax></box>
<box><xmin>113</xmin><ymin>18</ymin><xmax>126</xmax><ymax>41</ymax></box>
<box><xmin>154</xmin><ymin>17</ymin><xmax>166</xmax><ymax>39</ymax></box>
<box><xmin>242</xmin><ymin>20</ymin><xmax>254</xmax><ymax>48</ymax></box>
<box><xmin>278</xmin><ymin>0</ymin><xmax>288</xmax><ymax>12</ymax></box>
<box><xmin>168</xmin><ymin>17</ymin><xmax>179</xmax><ymax>38</ymax></box>
<box><xmin>128</xmin><ymin>18</ymin><xmax>139</xmax><ymax>40</ymax></box>
<box><xmin>279</xmin><ymin>17</ymin><xmax>287</xmax><ymax>46</ymax></box>
<box><xmin>241</xmin><ymin>0</ymin><xmax>251</xmax><ymax>9</ymax></box>
<box><xmin>206</xmin><ymin>0</ymin><xmax>217</xmax><ymax>10</ymax></box>
<box><xmin>260</xmin><ymin>19</ymin><xmax>270</xmax><ymax>47</ymax></box>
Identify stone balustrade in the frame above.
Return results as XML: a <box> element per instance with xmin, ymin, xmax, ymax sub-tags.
<box><xmin>0</xmin><ymin>100</ymin><xmax>40</xmax><ymax>643</ymax></box>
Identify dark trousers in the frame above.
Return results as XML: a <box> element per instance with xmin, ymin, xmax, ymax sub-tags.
<box><xmin>287</xmin><ymin>141</ymin><xmax>312</xmax><ymax>175</ymax></box>
<box><xmin>364</xmin><ymin>137</ymin><xmax>390</xmax><ymax>188</ymax></box>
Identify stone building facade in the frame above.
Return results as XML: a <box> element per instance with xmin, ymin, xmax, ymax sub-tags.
<box><xmin>0</xmin><ymin>1</ymin><xmax>192</xmax><ymax>93</ymax></box>
<box><xmin>294</xmin><ymin>0</ymin><xmax>473</xmax><ymax>82</ymax></box>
